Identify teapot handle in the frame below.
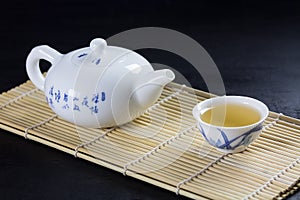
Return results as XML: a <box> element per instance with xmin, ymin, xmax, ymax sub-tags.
<box><xmin>26</xmin><ymin>45</ymin><xmax>62</xmax><ymax>91</ymax></box>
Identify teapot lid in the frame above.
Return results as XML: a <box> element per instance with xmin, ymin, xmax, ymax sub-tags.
<box><xmin>71</xmin><ymin>38</ymin><xmax>132</xmax><ymax>67</ymax></box>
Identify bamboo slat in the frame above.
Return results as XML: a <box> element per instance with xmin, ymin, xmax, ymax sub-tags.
<box><xmin>0</xmin><ymin>80</ymin><xmax>299</xmax><ymax>200</ymax></box>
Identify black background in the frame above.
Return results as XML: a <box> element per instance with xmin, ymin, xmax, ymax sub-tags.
<box><xmin>0</xmin><ymin>0</ymin><xmax>299</xmax><ymax>199</ymax></box>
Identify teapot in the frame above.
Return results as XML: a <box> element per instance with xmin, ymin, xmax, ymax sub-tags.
<box><xmin>26</xmin><ymin>38</ymin><xmax>175</xmax><ymax>128</ymax></box>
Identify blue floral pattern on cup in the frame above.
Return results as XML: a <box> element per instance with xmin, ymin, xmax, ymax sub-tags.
<box><xmin>198</xmin><ymin>123</ymin><xmax>263</xmax><ymax>150</ymax></box>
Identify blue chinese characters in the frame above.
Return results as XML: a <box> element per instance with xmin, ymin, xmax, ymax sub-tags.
<box><xmin>46</xmin><ymin>85</ymin><xmax>106</xmax><ymax>114</ymax></box>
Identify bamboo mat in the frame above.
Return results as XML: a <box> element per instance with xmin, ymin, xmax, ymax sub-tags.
<box><xmin>0</xmin><ymin>80</ymin><xmax>299</xmax><ymax>200</ymax></box>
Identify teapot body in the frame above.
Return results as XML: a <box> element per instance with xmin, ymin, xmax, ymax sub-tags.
<box><xmin>26</xmin><ymin>38</ymin><xmax>175</xmax><ymax>128</ymax></box>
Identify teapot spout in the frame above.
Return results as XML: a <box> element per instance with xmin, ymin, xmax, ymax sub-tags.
<box><xmin>132</xmin><ymin>69</ymin><xmax>175</xmax><ymax>109</ymax></box>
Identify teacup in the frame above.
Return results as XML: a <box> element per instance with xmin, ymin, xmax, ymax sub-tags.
<box><xmin>192</xmin><ymin>96</ymin><xmax>269</xmax><ymax>153</ymax></box>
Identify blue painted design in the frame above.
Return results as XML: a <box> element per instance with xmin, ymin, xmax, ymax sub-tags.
<box><xmin>90</xmin><ymin>105</ymin><xmax>99</xmax><ymax>114</ymax></box>
<box><xmin>55</xmin><ymin>90</ymin><xmax>61</xmax><ymax>103</ymax></box>
<box><xmin>95</xmin><ymin>58</ymin><xmax>101</xmax><ymax>65</ymax></box>
<box><xmin>215</xmin><ymin>138</ymin><xmax>223</xmax><ymax>147</ymax></box>
<box><xmin>63</xmin><ymin>93</ymin><xmax>68</xmax><ymax>102</ymax></box>
<box><xmin>199</xmin><ymin>124</ymin><xmax>209</xmax><ymax>141</ymax></box>
<box><xmin>49</xmin><ymin>86</ymin><xmax>54</xmax><ymax>96</ymax></box>
<box><xmin>218</xmin><ymin>125</ymin><xmax>263</xmax><ymax>149</ymax></box>
<box><xmin>101</xmin><ymin>92</ymin><xmax>105</xmax><ymax>101</ymax></box>
<box><xmin>199</xmin><ymin>124</ymin><xmax>222</xmax><ymax>147</ymax></box>
<box><xmin>78</xmin><ymin>53</ymin><xmax>87</xmax><ymax>58</ymax></box>
<box><xmin>73</xmin><ymin>104</ymin><xmax>80</xmax><ymax>111</ymax></box>
<box><xmin>45</xmin><ymin>86</ymin><xmax>106</xmax><ymax>115</ymax></box>
<box><xmin>92</xmin><ymin>93</ymin><xmax>99</xmax><ymax>104</ymax></box>
<box><xmin>218</xmin><ymin>128</ymin><xmax>231</xmax><ymax>149</ymax></box>
<box><xmin>62</xmin><ymin>104</ymin><xmax>70</xmax><ymax>109</ymax></box>
<box><xmin>82</xmin><ymin>96</ymin><xmax>89</xmax><ymax>107</ymax></box>
<box><xmin>241</xmin><ymin>133</ymin><xmax>255</xmax><ymax>146</ymax></box>
<box><xmin>199</xmin><ymin>123</ymin><xmax>263</xmax><ymax>150</ymax></box>
<box><xmin>217</xmin><ymin>128</ymin><xmax>232</xmax><ymax>149</ymax></box>
<box><xmin>48</xmin><ymin>98</ymin><xmax>54</xmax><ymax>108</ymax></box>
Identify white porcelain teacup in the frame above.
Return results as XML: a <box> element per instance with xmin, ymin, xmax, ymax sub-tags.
<box><xmin>193</xmin><ymin>96</ymin><xmax>269</xmax><ymax>153</ymax></box>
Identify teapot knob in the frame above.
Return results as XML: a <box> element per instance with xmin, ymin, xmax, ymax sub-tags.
<box><xmin>86</xmin><ymin>38</ymin><xmax>107</xmax><ymax>65</ymax></box>
<box><xmin>90</xmin><ymin>38</ymin><xmax>107</xmax><ymax>54</ymax></box>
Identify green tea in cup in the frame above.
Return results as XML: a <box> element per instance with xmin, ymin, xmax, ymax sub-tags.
<box><xmin>200</xmin><ymin>103</ymin><xmax>261</xmax><ymax>127</ymax></box>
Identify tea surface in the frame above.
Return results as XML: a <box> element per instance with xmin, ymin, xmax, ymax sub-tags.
<box><xmin>200</xmin><ymin>103</ymin><xmax>261</xmax><ymax>127</ymax></box>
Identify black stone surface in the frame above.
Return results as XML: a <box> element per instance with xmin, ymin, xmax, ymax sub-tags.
<box><xmin>0</xmin><ymin>0</ymin><xmax>299</xmax><ymax>199</ymax></box>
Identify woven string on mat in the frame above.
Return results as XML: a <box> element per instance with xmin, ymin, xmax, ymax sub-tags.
<box><xmin>123</xmin><ymin>125</ymin><xmax>197</xmax><ymax>176</ymax></box>
<box><xmin>122</xmin><ymin>84</ymin><xmax>190</xmax><ymax>176</ymax></box>
<box><xmin>262</xmin><ymin>113</ymin><xmax>283</xmax><ymax>131</ymax></box>
<box><xmin>0</xmin><ymin>88</ymin><xmax>39</xmax><ymax>110</ymax></box>
<box><xmin>0</xmin><ymin>87</ymin><xmax>58</xmax><ymax>140</ymax></box>
<box><xmin>176</xmin><ymin>153</ymin><xmax>229</xmax><ymax>195</ymax></box>
<box><xmin>24</xmin><ymin>114</ymin><xmax>58</xmax><ymax>139</ymax></box>
<box><xmin>73</xmin><ymin>128</ymin><xmax>115</xmax><ymax>157</ymax></box>
<box><xmin>243</xmin><ymin>156</ymin><xmax>300</xmax><ymax>200</ymax></box>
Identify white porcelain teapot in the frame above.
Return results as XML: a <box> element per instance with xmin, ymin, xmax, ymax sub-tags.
<box><xmin>26</xmin><ymin>38</ymin><xmax>175</xmax><ymax>128</ymax></box>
